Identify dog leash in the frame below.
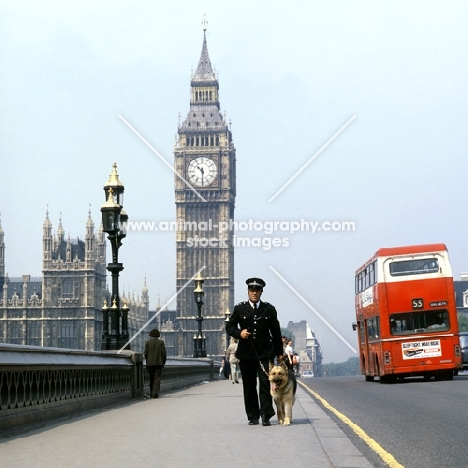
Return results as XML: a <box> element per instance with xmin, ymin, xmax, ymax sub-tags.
<box><xmin>249</xmin><ymin>338</ymin><xmax>272</xmax><ymax>378</ymax></box>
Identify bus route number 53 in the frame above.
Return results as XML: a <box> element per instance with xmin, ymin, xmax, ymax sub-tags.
<box><xmin>412</xmin><ymin>298</ymin><xmax>424</xmax><ymax>309</ymax></box>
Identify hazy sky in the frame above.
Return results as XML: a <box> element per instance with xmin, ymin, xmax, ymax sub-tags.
<box><xmin>2</xmin><ymin>1</ymin><xmax>468</xmax><ymax>363</ymax></box>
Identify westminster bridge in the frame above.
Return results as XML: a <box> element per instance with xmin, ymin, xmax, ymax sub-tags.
<box><xmin>0</xmin><ymin>344</ymin><xmax>372</xmax><ymax>468</ymax></box>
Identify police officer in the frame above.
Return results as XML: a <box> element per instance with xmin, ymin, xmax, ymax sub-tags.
<box><xmin>226</xmin><ymin>277</ymin><xmax>283</xmax><ymax>426</ymax></box>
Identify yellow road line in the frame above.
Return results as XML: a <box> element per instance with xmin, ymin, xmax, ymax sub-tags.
<box><xmin>298</xmin><ymin>381</ymin><xmax>404</xmax><ymax>468</ymax></box>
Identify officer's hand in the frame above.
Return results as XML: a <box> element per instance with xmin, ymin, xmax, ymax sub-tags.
<box><xmin>277</xmin><ymin>355</ymin><xmax>284</xmax><ymax>364</ymax></box>
<box><xmin>240</xmin><ymin>329</ymin><xmax>251</xmax><ymax>340</ymax></box>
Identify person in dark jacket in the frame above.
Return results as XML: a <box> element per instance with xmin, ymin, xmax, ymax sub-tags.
<box><xmin>221</xmin><ymin>351</ymin><xmax>231</xmax><ymax>380</ymax></box>
<box><xmin>144</xmin><ymin>329</ymin><xmax>167</xmax><ymax>399</ymax></box>
<box><xmin>226</xmin><ymin>277</ymin><xmax>283</xmax><ymax>426</ymax></box>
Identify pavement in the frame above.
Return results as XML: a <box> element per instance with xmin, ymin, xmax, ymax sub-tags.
<box><xmin>0</xmin><ymin>378</ymin><xmax>373</xmax><ymax>468</ymax></box>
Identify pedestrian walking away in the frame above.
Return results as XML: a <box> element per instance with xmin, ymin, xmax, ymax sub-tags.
<box><xmin>285</xmin><ymin>339</ymin><xmax>294</xmax><ymax>370</ymax></box>
<box><xmin>144</xmin><ymin>328</ymin><xmax>167</xmax><ymax>399</ymax></box>
<box><xmin>293</xmin><ymin>352</ymin><xmax>300</xmax><ymax>376</ymax></box>
<box><xmin>220</xmin><ymin>352</ymin><xmax>231</xmax><ymax>380</ymax></box>
<box><xmin>226</xmin><ymin>337</ymin><xmax>240</xmax><ymax>383</ymax></box>
<box><xmin>226</xmin><ymin>277</ymin><xmax>283</xmax><ymax>426</ymax></box>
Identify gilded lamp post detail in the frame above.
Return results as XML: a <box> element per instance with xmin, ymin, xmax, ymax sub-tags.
<box><xmin>100</xmin><ymin>163</ymin><xmax>129</xmax><ymax>351</ymax></box>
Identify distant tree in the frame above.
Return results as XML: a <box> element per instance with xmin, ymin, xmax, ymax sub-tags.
<box><xmin>458</xmin><ymin>313</ymin><xmax>468</xmax><ymax>332</ymax></box>
<box><xmin>281</xmin><ymin>327</ymin><xmax>293</xmax><ymax>340</ymax></box>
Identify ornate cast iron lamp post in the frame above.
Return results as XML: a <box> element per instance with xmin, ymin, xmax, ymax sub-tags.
<box><xmin>193</xmin><ymin>272</ymin><xmax>206</xmax><ymax>357</ymax></box>
<box><xmin>100</xmin><ymin>163</ymin><xmax>129</xmax><ymax>351</ymax></box>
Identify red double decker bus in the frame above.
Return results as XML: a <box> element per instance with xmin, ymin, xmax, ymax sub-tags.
<box><xmin>353</xmin><ymin>243</ymin><xmax>462</xmax><ymax>383</ymax></box>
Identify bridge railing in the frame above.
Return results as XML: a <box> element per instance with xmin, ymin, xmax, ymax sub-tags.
<box><xmin>0</xmin><ymin>344</ymin><xmax>213</xmax><ymax>432</ymax></box>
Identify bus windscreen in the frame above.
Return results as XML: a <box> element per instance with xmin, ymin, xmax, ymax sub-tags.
<box><xmin>390</xmin><ymin>310</ymin><xmax>449</xmax><ymax>335</ymax></box>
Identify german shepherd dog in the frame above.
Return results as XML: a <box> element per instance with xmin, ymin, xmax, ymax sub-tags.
<box><xmin>269</xmin><ymin>362</ymin><xmax>297</xmax><ymax>425</ymax></box>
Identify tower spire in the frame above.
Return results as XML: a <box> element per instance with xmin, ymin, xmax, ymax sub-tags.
<box><xmin>192</xmin><ymin>17</ymin><xmax>216</xmax><ymax>85</ymax></box>
<box><xmin>57</xmin><ymin>214</ymin><xmax>65</xmax><ymax>242</ymax></box>
<box><xmin>43</xmin><ymin>209</ymin><xmax>53</xmax><ymax>266</ymax></box>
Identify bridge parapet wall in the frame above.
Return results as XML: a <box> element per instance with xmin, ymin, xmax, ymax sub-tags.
<box><xmin>0</xmin><ymin>344</ymin><xmax>213</xmax><ymax>432</ymax></box>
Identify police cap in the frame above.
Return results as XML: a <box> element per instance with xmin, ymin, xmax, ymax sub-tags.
<box><xmin>246</xmin><ymin>277</ymin><xmax>266</xmax><ymax>290</ymax></box>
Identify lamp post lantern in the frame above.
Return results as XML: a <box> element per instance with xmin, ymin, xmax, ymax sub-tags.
<box><xmin>100</xmin><ymin>163</ymin><xmax>130</xmax><ymax>351</ymax></box>
<box><xmin>193</xmin><ymin>272</ymin><xmax>206</xmax><ymax>358</ymax></box>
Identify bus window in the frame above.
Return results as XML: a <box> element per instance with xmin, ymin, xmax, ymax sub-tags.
<box><xmin>389</xmin><ymin>310</ymin><xmax>449</xmax><ymax>335</ymax></box>
<box><xmin>367</xmin><ymin>317</ymin><xmax>380</xmax><ymax>340</ymax></box>
<box><xmin>359</xmin><ymin>322</ymin><xmax>365</xmax><ymax>343</ymax></box>
<box><xmin>389</xmin><ymin>258</ymin><xmax>439</xmax><ymax>277</ymax></box>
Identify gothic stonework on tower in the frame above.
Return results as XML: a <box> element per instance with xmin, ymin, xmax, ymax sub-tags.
<box><xmin>174</xmin><ymin>27</ymin><xmax>236</xmax><ymax>357</ymax></box>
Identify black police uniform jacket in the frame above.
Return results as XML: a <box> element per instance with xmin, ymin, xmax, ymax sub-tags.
<box><xmin>226</xmin><ymin>300</ymin><xmax>283</xmax><ymax>361</ymax></box>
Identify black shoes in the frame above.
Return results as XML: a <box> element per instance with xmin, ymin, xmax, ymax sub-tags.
<box><xmin>248</xmin><ymin>417</ymin><xmax>271</xmax><ymax>426</ymax></box>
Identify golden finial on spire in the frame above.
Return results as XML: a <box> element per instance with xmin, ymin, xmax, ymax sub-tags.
<box><xmin>202</xmin><ymin>14</ymin><xmax>208</xmax><ymax>32</ymax></box>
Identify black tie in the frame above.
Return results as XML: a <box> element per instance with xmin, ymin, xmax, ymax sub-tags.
<box><xmin>253</xmin><ymin>303</ymin><xmax>257</xmax><ymax>312</ymax></box>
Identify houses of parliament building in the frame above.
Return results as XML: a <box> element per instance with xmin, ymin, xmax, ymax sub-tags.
<box><xmin>0</xmin><ymin>212</ymin><xmax>149</xmax><ymax>352</ymax></box>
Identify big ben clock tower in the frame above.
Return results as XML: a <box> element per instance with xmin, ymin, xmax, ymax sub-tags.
<box><xmin>174</xmin><ymin>23</ymin><xmax>236</xmax><ymax>357</ymax></box>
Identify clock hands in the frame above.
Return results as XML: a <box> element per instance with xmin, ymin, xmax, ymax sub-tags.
<box><xmin>197</xmin><ymin>165</ymin><xmax>205</xmax><ymax>185</ymax></box>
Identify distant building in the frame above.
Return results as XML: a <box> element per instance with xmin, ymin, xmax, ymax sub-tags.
<box><xmin>454</xmin><ymin>274</ymin><xmax>468</xmax><ymax>316</ymax></box>
<box><xmin>147</xmin><ymin>300</ymin><xmax>178</xmax><ymax>356</ymax></box>
<box><xmin>0</xmin><ymin>212</ymin><xmax>148</xmax><ymax>352</ymax></box>
<box><xmin>287</xmin><ymin>320</ymin><xmax>323</xmax><ymax>377</ymax></box>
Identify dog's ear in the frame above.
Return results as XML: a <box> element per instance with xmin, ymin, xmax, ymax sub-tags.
<box><xmin>281</xmin><ymin>362</ymin><xmax>288</xmax><ymax>372</ymax></box>
<box><xmin>269</xmin><ymin>361</ymin><xmax>274</xmax><ymax>372</ymax></box>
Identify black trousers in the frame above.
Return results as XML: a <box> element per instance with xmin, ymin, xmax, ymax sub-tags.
<box><xmin>239</xmin><ymin>359</ymin><xmax>275</xmax><ymax>421</ymax></box>
<box><xmin>147</xmin><ymin>365</ymin><xmax>163</xmax><ymax>397</ymax></box>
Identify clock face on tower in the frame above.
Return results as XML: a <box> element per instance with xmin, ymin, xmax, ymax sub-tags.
<box><xmin>187</xmin><ymin>156</ymin><xmax>217</xmax><ymax>187</ymax></box>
